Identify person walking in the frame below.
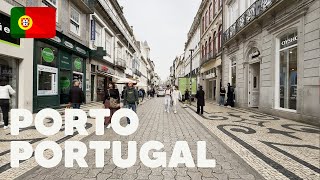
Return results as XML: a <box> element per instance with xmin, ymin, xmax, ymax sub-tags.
<box><xmin>69</xmin><ymin>80</ymin><xmax>85</xmax><ymax>112</ymax></box>
<box><xmin>184</xmin><ymin>89</ymin><xmax>190</xmax><ymax>103</ymax></box>
<box><xmin>195</xmin><ymin>86</ymin><xmax>205</xmax><ymax>115</ymax></box>
<box><xmin>219</xmin><ymin>86</ymin><xmax>226</xmax><ymax>106</ymax></box>
<box><xmin>172</xmin><ymin>86</ymin><xmax>182</xmax><ymax>114</ymax></box>
<box><xmin>226</xmin><ymin>83</ymin><xmax>234</xmax><ymax>107</ymax></box>
<box><xmin>164</xmin><ymin>85</ymin><xmax>172</xmax><ymax>113</ymax></box>
<box><xmin>123</xmin><ymin>82</ymin><xmax>139</xmax><ymax>124</ymax></box>
<box><xmin>104</xmin><ymin>82</ymin><xmax>120</xmax><ymax>128</ymax></box>
<box><xmin>0</xmin><ymin>77</ymin><xmax>15</xmax><ymax>129</ymax></box>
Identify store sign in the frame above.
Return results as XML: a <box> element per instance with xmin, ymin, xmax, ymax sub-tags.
<box><xmin>74</xmin><ymin>58</ymin><xmax>82</xmax><ymax>70</ymax></box>
<box><xmin>60</xmin><ymin>52</ymin><xmax>72</xmax><ymax>70</ymax></box>
<box><xmin>41</xmin><ymin>48</ymin><xmax>55</xmax><ymax>63</ymax></box>
<box><xmin>281</xmin><ymin>36</ymin><xmax>297</xmax><ymax>46</ymax></box>
<box><xmin>60</xmin><ymin>77</ymin><xmax>71</xmax><ymax>88</ymax></box>
<box><xmin>50</xmin><ymin>36</ymin><xmax>61</xmax><ymax>43</ymax></box>
<box><xmin>98</xmin><ymin>65</ymin><xmax>115</xmax><ymax>75</ymax></box>
<box><xmin>0</xmin><ymin>13</ymin><xmax>20</xmax><ymax>46</ymax></box>
<box><xmin>64</xmin><ymin>40</ymin><xmax>74</xmax><ymax>49</ymax></box>
<box><xmin>280</xmin><ymin>32</ymin><xmax>298</xmax><ymax>49</ymax></box>
<box><xmin>76</xmin><ymin>47</ymin><xmax>86</xmax><ymax>55</ymax></box>
<box><xmin>206</xmin><ymin>73</ymin><xmax>216</xmax><ymax>79</ymax></box>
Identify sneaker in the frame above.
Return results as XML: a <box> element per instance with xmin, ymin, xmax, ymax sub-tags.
<box><xmin>106</xmin><ymin>124</ymin><xmax>111</xmax><ymax>129</ymax></box>
<box><xmin>174</xmin><ymin>111</ymin><xmax>177</xmax><ymax>114</ymax></box>
<box><xmin>3</xmin><ymin>125</ymin><xmax>9</xmax><ymax>130</ymax></box>
<box><xmin>165</xmin><ymin>110</ymin><xmax>167</xmax><ymax>112</ymax></box>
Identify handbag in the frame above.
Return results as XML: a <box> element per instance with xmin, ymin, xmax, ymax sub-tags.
<box><xmin>108</xmin><ymin>90</ymin><xmax>119</xmax><ymax>108</ymax></box>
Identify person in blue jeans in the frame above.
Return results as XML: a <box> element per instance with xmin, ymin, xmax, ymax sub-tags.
<box><xmin>123</xmin><ymin>82</ymin><xmax>139</xmax><ymax>124</ymax></box>
<box><xmin>219</xmin><ymin>86</ymin><xmax>226</xmax><ymax>106</ymax></box>
<box><xmin>69</xmin><ymin>80</ymin><xmax>85</xmax><ymax>120</ymax></box>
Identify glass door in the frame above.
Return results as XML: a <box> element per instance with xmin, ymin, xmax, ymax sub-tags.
<box><xmin>0</xmin><ymin>56</ymin><xmax>18</xmax><ymax>108</ymax></box>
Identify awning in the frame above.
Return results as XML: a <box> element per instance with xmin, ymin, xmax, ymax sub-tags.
<box><xmin>115</xmin><ymin>77</ymin><xmax>137</xmax><ymax>84</ymax></box>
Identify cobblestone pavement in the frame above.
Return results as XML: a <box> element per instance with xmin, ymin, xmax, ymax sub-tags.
<box><xmin>0</xmin><ymin>102</ymin><xmax>104</xmax><ymax>179</ymax></box>
<box><xmin>186</xmin><ymin>101</ymin><xmax>320</xmax><ymax>180</ymax></box>
<box><xmin>17</xmin><ymin>98</ymin><xmax>263</xmax><ymax>180</ymax></box>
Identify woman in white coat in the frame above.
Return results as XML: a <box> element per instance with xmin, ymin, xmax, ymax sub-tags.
<box><xmin>172</xmin><ymin>86</ymin><xmax>182</xmax><ymax>114</ymax></box>
<box><xmin>0</xmin><ymin>77</ymin><xmax>15</xmax><ymax>129</ymax></box>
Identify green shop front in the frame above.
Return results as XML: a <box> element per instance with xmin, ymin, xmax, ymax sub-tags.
<box><xmin>33</xmin><ymin>32</ymin><xmax>89</xmax><ymax>112</ymax></box>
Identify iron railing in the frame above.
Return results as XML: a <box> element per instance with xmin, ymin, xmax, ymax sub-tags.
<box><xmin>224</xmin><ymin>0</ymin><xmax>275</xmax><ymax>43</ymax></box>
<box><xmin>116</xmin><ymin>58</ymin><xmax>126</xmax><ymax>69</ymax></box>
<box><xmin>201</xmin><ymin>50</ymin><xmax>216</xmax><ymax>65</ymax></box>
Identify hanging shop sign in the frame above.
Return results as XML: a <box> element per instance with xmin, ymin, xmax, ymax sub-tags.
<box><xmin>74</xmin><ymin>58</ymin><xmax>83</xmax><ymax>71</ymax></box>
<box><xmin>0</xmin><ymin>12</ymin><xmax>20</xmax><ymax>46</ymax></box>
<box><xmin>91</xmin><ymin>19</ymin><xmax>95</xmax><ymax>41</ymax></box>
<box><xmin>97</xmin><ymin>65</ymin><xmax>115</xmax><ymax>75</ymax></box>
<box><xmin>41</xmin><ymin>48</ymin><xmax>55</xmax><ymax>63</ymax></box>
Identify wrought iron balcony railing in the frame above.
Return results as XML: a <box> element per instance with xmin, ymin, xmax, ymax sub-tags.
<box><xmin>133</xmin><ymin>69</ymin><xmax>142</xmax><ymax>77</ymax></box>
<box><xmin>224</xmin><ymin>0</ymin><xmax>275</xmax><ymax>43</ymax></box>
<box><xmin>116</xmin><ymin>58</ymin><xmax>126</xmax><ymax>69</ymax></box>
<box><xmin>201</xmin><ymin>51</ymin><xmax>216</xmax><ymax>66</ymax></box>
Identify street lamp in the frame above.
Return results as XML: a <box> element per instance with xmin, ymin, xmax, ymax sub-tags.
<box><xmin>189</xmin><ymin>49</ymin><xmax>194</xmax><ymax>105</ymax></box>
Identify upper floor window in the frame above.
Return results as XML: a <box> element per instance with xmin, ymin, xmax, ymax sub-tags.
<box><xmin>220</xmin><ymin>0</ymin><xmax>223</xmax><ymax>9</ymax></box>
<box><xmin>42</xmin><ymin>0</ymin><xmax>58</xmax><ymax>22</ymax></box>
<box><xmin>205</xmin><ymin>11</ymin><xmax>209</xmax><ymax>28</ymax></box>
<box><xmin>209</xmin><ymin>3</ymin><xmax>213</xmax><ymax>22</ymax></box>
<box><xmin>94</xmin><ymin>22</ymin><xmax>102</xmax><ymax>47</ymax></box>
<box><xmin>70</xmin><ymin>7</ymin><xmax>80</xmax><ymax>36</ymax></box>
<box><xmin>202</xmin><ymin>16</ymin><xmax>205</xmax><ymax>34</ymax></box>
<box><xmin>218</xmin><ymin>25</ymin><xmax>222</xmax><ymax>51</ymax></box>
<box><xmin>105</xmin><ymin>32</ymin><xmax>112</xmax><ymax>56</ymax></box>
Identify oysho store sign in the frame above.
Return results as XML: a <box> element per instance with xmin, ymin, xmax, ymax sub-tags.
<box><xmin>0</xmin><ymin>12</ymin><xmax>20</xmax><ymax>46</ymax></box>
<box><xmin>280</xmin><ymin>32</ymin><xmax>298</xmax><ymax>49</ymax></box>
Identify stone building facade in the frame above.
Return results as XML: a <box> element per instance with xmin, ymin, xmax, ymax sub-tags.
<box><xmin>223</xmin><ymin>0</ymin><xmax>320</xmax><ymax>125</ymax></box>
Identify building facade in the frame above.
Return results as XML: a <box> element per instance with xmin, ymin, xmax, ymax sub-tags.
<box><xmin>223</xmin><ymin>0</ymin><xmax>320</xmax><ymax>124</ymax></box>
<box><xmin>199</xmin><ymin>0</ymin><xmax>223</xmax><ymax>102</ymax></box>
<box><xmin>0</xmin><ymin>0</ymin><xmax>34</xmax><ymax>111</ymax></box>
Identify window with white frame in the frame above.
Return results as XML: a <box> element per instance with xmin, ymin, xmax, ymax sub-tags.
<box><xmin>231</xmin><ymin>58</ymin><xmax>236</xmax><ymax>87</ymax></box>
<box><xmin>94</xmin><ymin>22</ymin><xmax>102</xmax><ymax>47</ymax></box>
<box><xmin>70</xmin><ymin>7</ymin><xmax>80</xmax><ymax>36</ymax></box>
<box><xmin>42</xmin><ymin>0</ymin><xmax>58</xmax><ymax>22</ymax></box>
<box><xmin>105</xmin><ymin>32</ymin><xmax>112</xmax><ymax>56</ymax></box>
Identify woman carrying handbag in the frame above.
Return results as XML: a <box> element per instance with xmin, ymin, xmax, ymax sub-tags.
<box><xmin>103</xmin><ymin>82</ymin><xmax>120</xmax><ymax>129</ymax></box>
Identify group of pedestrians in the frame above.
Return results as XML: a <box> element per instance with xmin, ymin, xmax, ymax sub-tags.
<box><xmin>164</xmin><ymin>85</ymin><xmax>182</xmax><ymax>114</ymax></box>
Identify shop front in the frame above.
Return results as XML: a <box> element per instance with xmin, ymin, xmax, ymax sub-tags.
<box><xmin>0</xmin><ymin>5</ymin><xmax>33</xmax><ymax>111</ymax></box>
<box><xmin>33</xmin><ymin>32</ymin><xmax>89</xmax><ymax>112</ymax></box>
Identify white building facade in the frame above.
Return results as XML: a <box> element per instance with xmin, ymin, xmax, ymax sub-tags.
<box><xmin>223</xmin><ymin>0</ymin><xmax>320</xmax><ymax>125</ymax></box>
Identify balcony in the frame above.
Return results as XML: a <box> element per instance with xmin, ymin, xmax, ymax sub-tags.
<box><xmin>116</xmin><ymin>58</ymin><xmax>126</xmax><ymax>69</ymax></box>
<box><xmin>70</xmin><ymin>0</ymin><xmax>95</xmax><ymax>14</ymax></box>
<box><xmin>133</xmin><ymin>69</ymin><xmax>142</xmax><ymax>77</ymax></box>
<box><xmin>201</xmin><ymin>51</ymin><xmax>216</xmax><ymax>66</ymax></box>
<box><xmin>224</xmin><ymin>0</ymin><xmax>277</xmax><ymax>44</ymax></box>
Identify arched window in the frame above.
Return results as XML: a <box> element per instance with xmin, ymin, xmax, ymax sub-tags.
<box><xmin>202</xmin><ymin>45</ymin><xmax>205</xmax><ymax>58</ymax></box>
<box><xmin>213</xmin><ymin>31</ymin><xmax>217</xmax><ymax>55</ymax></box>
<box><xmin>205</xmin><ymin>41</ymin><xmax>208</xmax><ymax>58</ymax></box>
<box><xmin>209</xmin><ymin>37</ymin><xmax>212</xmax><ymax>54</ymax></box>
<box><xmin>218</xmin><ymin>25</ymin><xmax>222</xmax><ymax>52</ymax></box>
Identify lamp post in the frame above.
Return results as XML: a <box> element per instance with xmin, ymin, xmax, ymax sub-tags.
<box><xmin>189</xmin><ymin>49</ymin><xmax>194</xmax><ymax>105</ymax></box>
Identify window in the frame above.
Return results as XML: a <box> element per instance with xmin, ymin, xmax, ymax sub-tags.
<box><xmin>70</xmin><ymin>7</ymin><xmax>80</xmax><ymax>36</ymax></box>
<box><xmin>205</xmin><ymin>41</ymin><xmax>208</xmax><ymax>57</ymax></box>
<box><xmin>220</xmin><ymin>0</ymin><xmax>223</xmax><ymax>9</ymax></box>
<box><xmin>37</xmin><ymin>65</ymin><xmax>58</xmax><ymax>96</ymax></box>
<box><xmin>218</xmin><ymin>25</ymin><xmax>222</xmax><ymax>51</ymax></box>
<box><xmin>94</xmin><ymin>23</ymin><xmax>102</xmax><ymax>47</ymax></box>
<box><xmin>205</xmin><ymin>11</ymin><xmax>209</xmax><ymax>28</ymax></box>
<box><xmin>209</xmin><ymin>3</ymin><xmax>213</xmax><ymax>22</ymax></box>
<box><xmin>209</xmin><ymin>37</ymin><xmax>212</xmax><ymax>54</ymax></box>
<box><xmin>105</xmin><ymin>32</ymin><xmax>112</xmax><ymax>56</ymax></box>
<box><xmin>278</xmin><ymin>31</ymin><xmax>298</xmax><ymax>110</ymax></box>
<box><xmin>215</xmin><ymin>0</ymin><xmax>218</xmax><ymax>14</ymax></box>
<box><xmin>213</xmin><ymin>32</ymin><xmax>217</xmax><ymax>54</ymax></box>
<box><xmin>42</xmin><ymin>0</ymin><xmax>58</xmax><ymax>22</ymax></box>
<box><xmin>202</xmin><ymin>16</ymin><xmax>205</xmax><ymax>34</ymax></box>
<box><xmin>231</xmin><ymin>59</ymin><xmax>236</xmax><ymax>87</ymax></box>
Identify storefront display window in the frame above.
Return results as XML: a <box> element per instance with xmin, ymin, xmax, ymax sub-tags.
<box><xmin>231</xmin><ymin>59</ymin><xmax>236</xmax><ymax>87</ymax></box>
<box><xmin>278</xmin><ymin>31</ymin><xmax>298</xmax><ymax>110</ymax></box>
<box><xmin>37</xmin><ymin>65</ymin><xmax>58</xmax><ymax>96</ymax></box>
<box><xmin>0</xmin><ymin>57</ymin><xmax>18</xmax><ymax>108</ymax></box>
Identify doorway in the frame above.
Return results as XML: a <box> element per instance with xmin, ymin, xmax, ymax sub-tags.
<box><xmin>248</xmin><ymin>63</ymin><xmax>260</xmax><ymax>107</ymax></box>
<box><xmin>91</xmin><ymin>75</ymin><xmax>95</xmax><ymax>101</ymax></box>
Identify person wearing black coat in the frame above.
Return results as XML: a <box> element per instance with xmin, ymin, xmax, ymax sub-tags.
<box><xmin>226</xmin><ymin>83</ymin><xmax>234</xmax><ymax>107</ymax></box>
<box><xmin>195</xmin><ymin>86</ymin><xmax>205</xmax><ymax>115</ymax></box>
<box><xmin>103</xmin><ymin>82</ymin><xmax>120</xmax><ymax>128</ymax></box>
<box><xmin>69</xmin><ymin>80</ymin><xmax>85</xmax><ymax>109</ymax></box>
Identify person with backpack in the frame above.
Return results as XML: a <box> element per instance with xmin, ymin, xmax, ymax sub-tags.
<box><xmin>123</xmin><ymin>82</ymin><xmax>139</xmax><ymax>124</ymax></box>
<box><xmin>0</xmin><ymin>76</ymin><xmax>15</xmax><ymax>130</ymax></box>
<box><xmin>164</xmin><ymin>85</ymin><xmax>172</xmax><ymax>113</ymax></box>
<box><xmin>103</xmin><ymin>82</ymin><xmax>120</xmax><ymax>128</ymax></box>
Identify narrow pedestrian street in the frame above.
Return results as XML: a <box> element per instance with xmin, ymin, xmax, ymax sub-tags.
<box><xmin>0</xmin><ymin>97</ymin><xmax>315</xmax><ymax>180</ymax></box>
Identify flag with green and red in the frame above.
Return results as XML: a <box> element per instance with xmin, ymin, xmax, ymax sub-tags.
<box><xmin>10</xmin><ymin>7</ymin><xmax>56</xmax><ymax>38</ymax></box>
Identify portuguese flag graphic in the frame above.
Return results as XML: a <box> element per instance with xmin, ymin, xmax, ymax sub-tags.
<box><xmin>10</xmin><ymin>7</ymin><xmax>56</xmax><ymax>38</ymax></box>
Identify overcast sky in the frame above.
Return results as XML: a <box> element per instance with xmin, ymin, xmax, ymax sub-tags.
<box><xmin>118</xmin><ymin>0</ymin><xmax>201</xmax><ymax>81</ymax></box>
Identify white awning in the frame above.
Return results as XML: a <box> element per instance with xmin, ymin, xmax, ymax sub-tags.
<box><xmin>136</xmin><ymin>82</ymin><xmax>148</xmax><ymax>87</ymax></box>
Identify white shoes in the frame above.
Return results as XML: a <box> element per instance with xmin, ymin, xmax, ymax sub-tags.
<box><xmin>3</xmin><ymin>125</ymin><xmax>9</xmax><ymax>130</ymax></box>
<box><xmin>106</xmin><ymin>124</ymin><xmax>112</xmax><ymax>129</ymax></box>
<box><xmin>174</xmin><ymin>111</ymin><xmax>177</xmax><ymax>114</ymax></box>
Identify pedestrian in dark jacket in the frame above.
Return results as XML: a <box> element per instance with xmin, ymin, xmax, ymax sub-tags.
<box><xmin>69</xmin><ymin>80</ymin><xmax>85</xmax><ymax>120</ymax></box>
<box><xmin>195</xmin><ymin>86</ymin><xmax>205</xmax><ymax>114</ymax></box>
<box><xmin>226</xmin><ymin>83</ymin><xmax>234</xmax><ymax>107</ymax></box>
<box><xmin>123</xmin><ymin>82</ymin><xmax>139</xmax><ymax>124</ymax></box>
<box><xmin>104</xmin><ymin>82</ymin><xmax>120</xmax><ymax>128</ymax></box>
<box><xmin>184</xmin><ymin>89</ymin><xmax>190</xmax><ymax>102</ymax></box>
